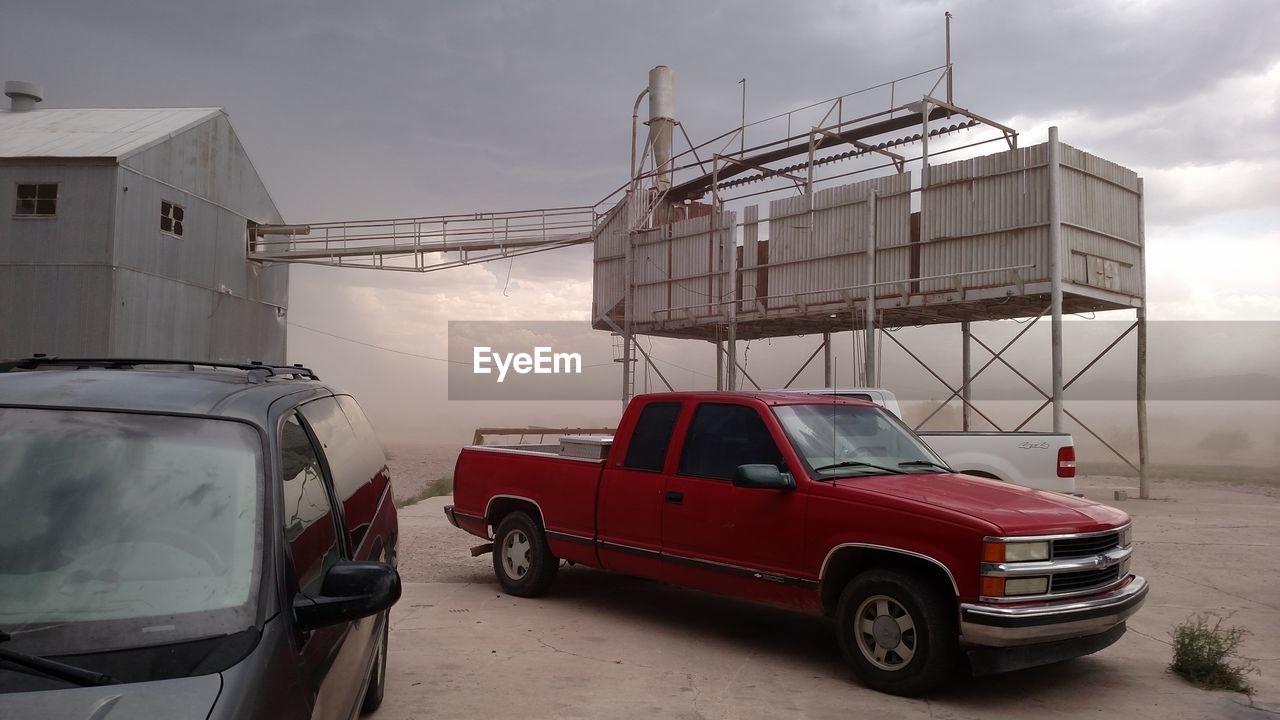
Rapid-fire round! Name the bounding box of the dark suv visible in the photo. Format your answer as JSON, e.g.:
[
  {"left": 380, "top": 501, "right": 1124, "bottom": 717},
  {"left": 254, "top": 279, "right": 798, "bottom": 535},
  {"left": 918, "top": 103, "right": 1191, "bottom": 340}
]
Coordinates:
[{"left": 0, "top": 358, "right": 401, "bottom": 719}]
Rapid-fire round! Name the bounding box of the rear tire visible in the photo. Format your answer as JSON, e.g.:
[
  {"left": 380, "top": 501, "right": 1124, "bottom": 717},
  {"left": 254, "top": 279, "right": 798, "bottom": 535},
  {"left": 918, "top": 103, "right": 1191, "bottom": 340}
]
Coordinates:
[
  {"left": 836, "top": 569, "right": 958, "bottom": 696},
  {"left": 492, "top": 512, "right": 559, "bottom": 597},
  {"left": 360, "top": 613, "right": 388, "bottom": 714}
]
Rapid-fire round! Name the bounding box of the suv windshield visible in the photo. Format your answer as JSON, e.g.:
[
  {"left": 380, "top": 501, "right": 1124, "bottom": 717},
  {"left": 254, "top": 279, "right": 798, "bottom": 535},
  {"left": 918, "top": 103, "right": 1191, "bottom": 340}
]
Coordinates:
[
  {"left": 773, "top": 403, "right": 949, "bottom": 477},
  {"left": 0, "top": 408, "right": 263, "bottom": 656}
]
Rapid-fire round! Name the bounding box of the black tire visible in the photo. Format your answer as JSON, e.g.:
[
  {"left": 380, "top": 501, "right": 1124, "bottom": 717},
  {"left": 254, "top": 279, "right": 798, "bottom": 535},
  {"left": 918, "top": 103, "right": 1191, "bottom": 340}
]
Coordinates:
[
  {"left": 835, "top": 569, "right": 958, "bottom": 696},
  {"left": 360, "top": 612, "right": 389, "bottom": 714},
  {"left": 492, "top": 512, "right": 559, "bottom": 597}
]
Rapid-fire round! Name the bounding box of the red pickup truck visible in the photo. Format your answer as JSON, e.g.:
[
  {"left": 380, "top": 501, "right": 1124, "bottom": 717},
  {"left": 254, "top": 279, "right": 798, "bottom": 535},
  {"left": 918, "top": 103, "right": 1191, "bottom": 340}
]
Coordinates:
[{"left": 445, "top": 392, "right": 1147, "bottom": 695}]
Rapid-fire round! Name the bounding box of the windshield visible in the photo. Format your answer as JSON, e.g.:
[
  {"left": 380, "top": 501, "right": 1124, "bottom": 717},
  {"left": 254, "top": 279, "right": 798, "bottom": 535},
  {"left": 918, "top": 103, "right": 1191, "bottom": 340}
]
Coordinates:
[
  {"left": 0, "top": 408, "right": 263, "bottom": 656},
  {"left": 773, "top": 403, "right": 949, "bottom": 477}
]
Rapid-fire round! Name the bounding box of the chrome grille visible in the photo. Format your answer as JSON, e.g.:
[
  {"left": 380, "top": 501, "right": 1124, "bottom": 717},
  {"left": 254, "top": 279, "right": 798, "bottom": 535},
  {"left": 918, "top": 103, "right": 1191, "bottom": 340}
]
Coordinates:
[
  {"left": 1051, "top": 566, "right": 1121, "bottom": 593},
  {"left": 1053, "top": 532, "right": 1120, "bottom": 559}
]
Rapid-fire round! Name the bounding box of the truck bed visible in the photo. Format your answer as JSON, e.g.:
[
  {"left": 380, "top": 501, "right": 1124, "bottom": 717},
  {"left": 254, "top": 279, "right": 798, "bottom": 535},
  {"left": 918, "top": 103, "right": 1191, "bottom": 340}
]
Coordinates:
[{"left": 450, "top": 444, "right": 606, "bottom": 566}]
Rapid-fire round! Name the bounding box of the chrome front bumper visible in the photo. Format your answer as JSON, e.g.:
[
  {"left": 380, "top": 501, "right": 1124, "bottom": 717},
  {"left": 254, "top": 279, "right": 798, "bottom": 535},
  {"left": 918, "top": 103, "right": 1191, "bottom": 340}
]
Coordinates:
[{"left": 960, "top": 575, "right": 1149, "bottom": 647}]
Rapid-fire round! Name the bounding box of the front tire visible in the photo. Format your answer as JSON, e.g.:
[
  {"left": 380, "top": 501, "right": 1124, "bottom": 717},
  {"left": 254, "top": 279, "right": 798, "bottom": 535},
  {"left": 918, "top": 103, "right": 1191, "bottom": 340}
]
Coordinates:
[
  {"left": 836, "top": 569, "right": 958, "bottom": 696},
  {"left": 492, "top": 512, "right": 559, "bottom": 597}
]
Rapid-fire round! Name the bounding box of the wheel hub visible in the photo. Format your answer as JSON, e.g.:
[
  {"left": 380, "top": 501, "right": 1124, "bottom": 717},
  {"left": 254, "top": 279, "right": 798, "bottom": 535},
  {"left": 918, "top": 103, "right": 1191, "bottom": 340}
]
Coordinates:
[
  {"left": 854, "top": 594, "right": 918, "bottom": 671},
  {"left": 872, "top": 615, "right": 902, "bottom": 649},
  {"left": 501, "top": 529, "right": 531, "bottom": 579}
]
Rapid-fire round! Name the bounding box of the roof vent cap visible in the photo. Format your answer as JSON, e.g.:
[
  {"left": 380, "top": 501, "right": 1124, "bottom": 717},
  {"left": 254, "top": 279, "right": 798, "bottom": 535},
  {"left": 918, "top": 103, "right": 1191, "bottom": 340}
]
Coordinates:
[{"left": 5, "top": 81, "right": 43, "bottom": 112}]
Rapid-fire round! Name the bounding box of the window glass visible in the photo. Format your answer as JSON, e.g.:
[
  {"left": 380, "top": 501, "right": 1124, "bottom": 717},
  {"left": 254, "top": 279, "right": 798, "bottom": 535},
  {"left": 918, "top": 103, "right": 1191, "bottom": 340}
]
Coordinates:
[
  {"left": 335, "top": 395, "right": 389, "bottom": 549},
  {"left": 15, "top": 183, "right": 57, "bottom": 216},
  {"left": 161, "top": 200, "right": 184, "bottom": 237},
  {"left": 622, "top": 402, "right": 681, "bottom": 472},
  {"left": 300, "top": 397, "right": 386, "bottom": 551},
  {"left": 774, "top": 403, "right": 948, "bottom": 477},
  {"left": 280, "top": 413, "right": 339, "bottom": 594},
  {"left": 678, "top": 403, "right": 784, "bottom": 480},
  {"left": 0, "top": 409, "right": 262, "bottom": 655}
]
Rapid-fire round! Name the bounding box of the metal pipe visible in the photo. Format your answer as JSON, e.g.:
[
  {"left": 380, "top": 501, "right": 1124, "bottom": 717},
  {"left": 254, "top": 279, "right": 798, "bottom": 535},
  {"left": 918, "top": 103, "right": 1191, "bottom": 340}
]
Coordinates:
[
  {"left": 648, "top": 66, "right": 676, "bottom": 192},
  {"left": 822, "top": 332, "right": 832, "bottom": 386},
  {"left": 630, "top": 87, "right": 650, "bottom": 185},
  {"left": 961, "top": 320, "right": 972, "bottom": 430},
  {"left": 945, "top": 12, "right": 954, "bottom": 105},
  {"left": 715, "top": 339, "right": 724, "bottom": 390},
  {"left": 1047, "top": 126, "right": 1065, "bottom": 432},
  {"left": 865, "top": 191, "right": 878, "bottom": 386},
  {"left": 1136, "top": 177, "right": 1150, "bottom": 499},
  {"left": 739, "top": 77, "right": 747, "bottom": 158}
]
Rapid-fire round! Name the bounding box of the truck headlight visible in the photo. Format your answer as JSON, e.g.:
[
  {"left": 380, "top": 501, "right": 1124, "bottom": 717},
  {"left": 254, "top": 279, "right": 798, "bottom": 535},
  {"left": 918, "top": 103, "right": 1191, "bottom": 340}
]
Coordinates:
[{"left": 982, "top": 540, "right": 1050, "bottom": 563}]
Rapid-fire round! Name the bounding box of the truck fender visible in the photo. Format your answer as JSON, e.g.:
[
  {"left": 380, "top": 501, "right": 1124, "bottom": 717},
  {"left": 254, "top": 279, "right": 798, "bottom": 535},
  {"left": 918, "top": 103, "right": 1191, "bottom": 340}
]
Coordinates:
[
  {"left": 484, "top": 494, "right": 546, "bottom": 537},
  {"left": 818, "top": 543, "right": 959, "bottom": 616}
]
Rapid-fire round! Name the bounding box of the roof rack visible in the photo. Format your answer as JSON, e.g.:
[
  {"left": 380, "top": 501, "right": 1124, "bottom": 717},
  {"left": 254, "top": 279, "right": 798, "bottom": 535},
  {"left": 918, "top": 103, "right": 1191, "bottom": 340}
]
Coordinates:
[{"left": 0, "top": 355, "right": 320, "bottom": 382}]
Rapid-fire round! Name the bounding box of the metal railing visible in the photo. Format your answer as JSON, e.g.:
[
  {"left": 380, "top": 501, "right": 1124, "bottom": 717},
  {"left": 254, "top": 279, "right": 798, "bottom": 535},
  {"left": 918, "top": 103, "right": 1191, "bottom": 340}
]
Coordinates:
[{"left": 251, "top": 205, "right": 600, "bottom": 270}]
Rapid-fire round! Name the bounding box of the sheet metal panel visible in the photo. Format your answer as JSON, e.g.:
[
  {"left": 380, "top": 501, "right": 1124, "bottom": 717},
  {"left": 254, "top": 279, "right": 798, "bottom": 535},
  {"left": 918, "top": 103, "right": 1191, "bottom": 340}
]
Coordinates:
[
  {"left": 666, "top": 214, "right": 718, "bottom": 324},
  {"left": 108, "top": 268, "right": 285, "bottom": 363},
  {"left": 921, "top": 143, "right": 1052, "bottom": 293},
  {"left": 740, "top": 204, "right": 760, "bottom": 312},
  {"left": 1057, "top": 143, "right": 1143, "bottom": 298},
  {"left": 591, "top": 193, "right": 635, "bottom": 324},
  {"left": 121, "top": 113, "right": 284, "bottom": 225},
  {"left": 0, "top": 265, "right": 112, "bottom": 358},
  {"left": 767, "top": 174, "right": 908, "bottom": 310},
  {"left": 0, "top": 108, "right": 220, "bottom": 159},
  {"left": 632, "top": 228, "right": 667, "bottom": 326},
  {"left": 0, "top": 163, "right": 115, "bottom": 266},
  {"left": 870, "top": 173, "right": 913, "bottom": 298}
]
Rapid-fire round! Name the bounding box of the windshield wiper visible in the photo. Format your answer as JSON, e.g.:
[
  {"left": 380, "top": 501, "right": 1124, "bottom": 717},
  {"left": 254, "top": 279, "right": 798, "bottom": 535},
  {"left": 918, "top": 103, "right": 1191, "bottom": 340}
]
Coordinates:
[
  {"left": 0, "top": 631, "right": 118, "bottom": 687},
  {"left": 812, "top": 460, "right": 906, "bottom": 475},
  {"left": 899, "top": 460, "right": 952, "bottom": 472}
]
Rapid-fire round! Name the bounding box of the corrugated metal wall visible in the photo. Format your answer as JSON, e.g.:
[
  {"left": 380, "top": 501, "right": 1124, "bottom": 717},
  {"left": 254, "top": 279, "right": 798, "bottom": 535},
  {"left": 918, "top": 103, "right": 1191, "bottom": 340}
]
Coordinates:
[
  {"left": 1058, "top": 143, "right": 1143, "bottom": 296},
  {"left": 591, "top": 193, "right": 636, "bottom": 326},
  {"left": 765, "top": 173, "right": 911, "bottom": 309},
  {"left": 0, "top": 163, "right": 117, "bottom": 358},
  {"left": 921, "top": 143, "right": 1052, "bottom": 293},
  {"left": 625, "top": 210, "right": 737, "bottom": 326},
  {"left": 0, "top": 265, "right": 113, "bottom": 357}
]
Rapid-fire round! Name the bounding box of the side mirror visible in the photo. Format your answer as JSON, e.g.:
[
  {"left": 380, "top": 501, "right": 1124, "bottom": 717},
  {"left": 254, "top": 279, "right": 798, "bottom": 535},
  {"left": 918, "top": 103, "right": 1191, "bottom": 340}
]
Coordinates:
[
  {"left": 732, "top": 464, "right": 795, "bottom": 490},
  {"left": 293, "top": 560, "right": 402, "bottom": 632}
]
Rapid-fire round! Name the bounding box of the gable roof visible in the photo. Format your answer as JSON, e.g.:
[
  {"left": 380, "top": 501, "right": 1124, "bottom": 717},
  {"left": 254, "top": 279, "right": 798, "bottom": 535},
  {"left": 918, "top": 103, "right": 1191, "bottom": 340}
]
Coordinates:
[{"left": 0, "top": 107, "right": 222, "bottom": 160}]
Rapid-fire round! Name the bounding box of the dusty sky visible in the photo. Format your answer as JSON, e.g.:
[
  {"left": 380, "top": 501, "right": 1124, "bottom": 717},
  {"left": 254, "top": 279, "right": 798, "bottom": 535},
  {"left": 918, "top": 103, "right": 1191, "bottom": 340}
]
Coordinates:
[{"left": 3, "top": 0, "right": 1278, "bottom": 445}]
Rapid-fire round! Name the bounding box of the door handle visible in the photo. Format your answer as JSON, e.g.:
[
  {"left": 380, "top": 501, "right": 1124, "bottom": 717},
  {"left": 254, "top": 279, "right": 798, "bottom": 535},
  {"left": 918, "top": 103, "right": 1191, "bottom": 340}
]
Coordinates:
[{"left": 664, "top": 490, "right": 684, "bottom": 505}]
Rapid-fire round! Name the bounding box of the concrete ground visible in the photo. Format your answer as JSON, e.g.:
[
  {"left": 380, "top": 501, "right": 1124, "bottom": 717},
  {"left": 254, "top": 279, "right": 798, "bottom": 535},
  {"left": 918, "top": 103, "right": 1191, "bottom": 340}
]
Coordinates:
[{"left": 375, "top": 476, "right": 1279, "bottom": 719}]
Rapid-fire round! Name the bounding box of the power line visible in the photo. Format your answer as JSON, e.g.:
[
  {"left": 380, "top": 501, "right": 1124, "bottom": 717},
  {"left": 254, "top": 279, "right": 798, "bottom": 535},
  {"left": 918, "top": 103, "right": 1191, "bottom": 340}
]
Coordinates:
[{"left": 289, "top": 322, "right": 465, "bottom": 364}]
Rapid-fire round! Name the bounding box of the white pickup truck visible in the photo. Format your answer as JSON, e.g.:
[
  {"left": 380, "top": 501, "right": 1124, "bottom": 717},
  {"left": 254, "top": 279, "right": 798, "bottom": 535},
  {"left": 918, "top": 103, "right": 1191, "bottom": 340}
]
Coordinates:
[{"left": 791, "top": 388, "right": 1077, "bottom": 494}]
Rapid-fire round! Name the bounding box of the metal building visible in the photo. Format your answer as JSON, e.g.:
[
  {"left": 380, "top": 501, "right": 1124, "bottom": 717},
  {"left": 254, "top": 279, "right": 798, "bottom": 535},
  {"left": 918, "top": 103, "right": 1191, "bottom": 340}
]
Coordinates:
[{"left": 0, "top": 81, "right": 288, "bottom": 363}]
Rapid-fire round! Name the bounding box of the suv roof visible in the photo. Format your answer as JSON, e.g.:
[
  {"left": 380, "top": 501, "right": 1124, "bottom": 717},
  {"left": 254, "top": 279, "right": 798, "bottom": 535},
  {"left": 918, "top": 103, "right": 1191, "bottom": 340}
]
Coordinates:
[{"left": 0, "top": 357, "right": 332, "bottom": 423}]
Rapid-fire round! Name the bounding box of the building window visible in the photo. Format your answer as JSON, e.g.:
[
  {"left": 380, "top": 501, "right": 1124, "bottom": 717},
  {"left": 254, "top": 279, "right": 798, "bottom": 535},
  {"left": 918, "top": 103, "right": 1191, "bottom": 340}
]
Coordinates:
[
  {"left": 161, "top": 200, "right": 185, "bottom": 237},
  {"left": 15, "top": 183, "right": 57, "bottom": 216}
]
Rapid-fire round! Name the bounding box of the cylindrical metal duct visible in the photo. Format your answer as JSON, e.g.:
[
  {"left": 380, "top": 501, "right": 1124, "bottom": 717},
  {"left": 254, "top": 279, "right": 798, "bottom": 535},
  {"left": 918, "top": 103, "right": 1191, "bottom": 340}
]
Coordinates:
[
  {"left": 4, "top": 81, "right": 43, "bottom": 113},
  {"left": 647, "top": 66, "right": 676, "bottom": 192}
]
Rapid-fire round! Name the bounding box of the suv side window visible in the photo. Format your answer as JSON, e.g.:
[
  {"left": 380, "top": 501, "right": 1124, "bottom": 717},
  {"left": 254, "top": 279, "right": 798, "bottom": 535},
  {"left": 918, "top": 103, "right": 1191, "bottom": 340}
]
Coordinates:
[
  {"left": 678, "top": 403, "right": 784, "bottom": 480},
  {"left": 300, "top": 396, "right": 387, "bottom": 552},
  {"left": 280, "top": 412, "right": 341, "bottom": 594},
  {"left": 622, "top": 402, "right": 681, "bottom": 472}
]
